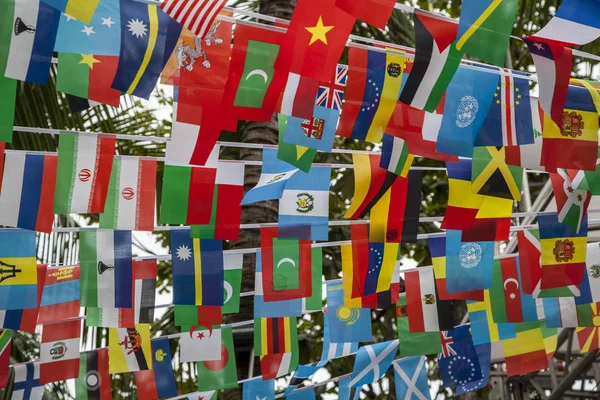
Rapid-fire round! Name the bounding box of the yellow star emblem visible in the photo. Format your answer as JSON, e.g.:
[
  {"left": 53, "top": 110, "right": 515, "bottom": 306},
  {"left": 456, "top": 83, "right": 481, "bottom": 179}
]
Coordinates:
[
  {"left": 305, "top": 16, "right": 334, "bottom": 46},
  {"left": 79, "top": 54, "right": 101, "bottom": 69}
]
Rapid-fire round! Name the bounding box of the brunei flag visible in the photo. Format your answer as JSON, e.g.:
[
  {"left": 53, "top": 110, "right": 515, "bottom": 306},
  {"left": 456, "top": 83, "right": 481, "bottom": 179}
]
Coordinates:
[
  {"left": 170, "top": 229, "right": 224, "bottom": 306},
  {"left": 345, "top": 154, "right": 398, "bottom": 219},
  {"left": 538, "top": 212, "right": 587, "bottom": 291},
  {"left": 108, "top": 325, "right": 152, "bottom": 374},
  {"left": 541, "top": 83, "right": 600, "bottom": 171},
  {"left": 110, "top": 1, "right": 181, "bottom": 99},
  {"left": 341, "top": 224, "right": 400, "bottom": 309},
  {"left": 337, "top": 47, "right": 407, "bottom": 143},
  {"left": 254, "top": 317, "right": 298, "bottom": 357},
  {"left": 0, "top": 230, "right": 39, "bottom": 310}
]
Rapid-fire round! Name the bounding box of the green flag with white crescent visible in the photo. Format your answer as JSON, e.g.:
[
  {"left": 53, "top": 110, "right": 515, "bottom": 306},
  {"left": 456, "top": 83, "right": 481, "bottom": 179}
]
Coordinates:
[{"left": 234, "top": 40, "right": 278, "bottom": 108}]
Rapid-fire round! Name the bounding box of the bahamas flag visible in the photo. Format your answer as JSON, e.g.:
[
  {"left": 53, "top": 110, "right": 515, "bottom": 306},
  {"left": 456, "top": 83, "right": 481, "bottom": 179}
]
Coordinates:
[
  {"left": 337, "top": 47, "right": 407, "bottom": 143},
  {"left": 170, "top": 229, "right": 224, "bottom": 306},
  {"left": 0, "top": 230, "right": 38, "bottom": 310},
  {"left": 111, "top": 0, "right": 181, "bottom": 99}
]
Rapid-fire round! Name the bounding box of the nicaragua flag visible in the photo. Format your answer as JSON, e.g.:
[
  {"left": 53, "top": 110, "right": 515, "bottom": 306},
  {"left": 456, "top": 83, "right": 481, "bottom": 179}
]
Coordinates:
[
  {"left": 242, "top": 148, "right": 299, "bottom": 205},
  {"left": 170, "top": 229, "right": 224, "bottom": 306},
  {"left": 111, "top": 0, "right": 181, "bottom": 99},
  {"left": 436, "top": 66, "right": 498, "bottom": 157},
  {"left": 0, "top": 152, "right": 57, "bottom": 233},
  {"left": 3, "top": 0, "right": 60, "bottom": 84}
]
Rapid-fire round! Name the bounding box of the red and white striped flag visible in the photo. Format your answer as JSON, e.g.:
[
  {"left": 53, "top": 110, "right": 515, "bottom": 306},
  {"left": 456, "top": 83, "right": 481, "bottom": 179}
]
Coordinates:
[{"left": 160, "top": 0, "right": 227, "bottom": 39}]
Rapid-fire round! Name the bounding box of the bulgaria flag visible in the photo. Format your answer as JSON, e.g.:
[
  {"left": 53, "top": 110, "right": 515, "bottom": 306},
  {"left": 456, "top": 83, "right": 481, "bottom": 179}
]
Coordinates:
[
  {"left": 79, "top": 229, "right": 133, "bottom": 309},
  {"left": 99, "top": 157, "right": 157, "bottom": 231},
  {"left": 54, "top": 132, "right": 115, "bottom": 214},
  {"left": 40, "top": 319, "right": 81, "bottom": 384}
]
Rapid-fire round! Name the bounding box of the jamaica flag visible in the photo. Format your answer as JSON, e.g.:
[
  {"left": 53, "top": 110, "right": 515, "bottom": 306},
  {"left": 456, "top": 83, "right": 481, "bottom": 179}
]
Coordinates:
[{"left": 471, "top": 146, "right": 523, "bottom": 200}]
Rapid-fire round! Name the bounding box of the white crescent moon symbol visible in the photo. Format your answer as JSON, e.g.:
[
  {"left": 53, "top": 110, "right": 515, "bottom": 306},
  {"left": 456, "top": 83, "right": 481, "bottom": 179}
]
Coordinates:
[
  {"left": 223, "top": 281, "right": 233, "bottom": 304},
  {"left": 245, "top": 69, "right": 268, "bottom": 83},
  {"left": 503, "top": 278, "right": 519, "bottom": 291},
  {"left": 276, "top": 258, "right": 296, "bottom": 269}
]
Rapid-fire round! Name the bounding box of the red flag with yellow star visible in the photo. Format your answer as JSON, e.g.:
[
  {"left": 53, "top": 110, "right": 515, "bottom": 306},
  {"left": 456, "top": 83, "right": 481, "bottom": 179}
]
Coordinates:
[
  {"left": 56, "top": 53, "right": 120, "bottom": 107},
  {"left": 275, "top": 0, "right": 355, "bottom": 82},
  {"left": 335, "top": 0, "right": 396, "bottom": 29}
]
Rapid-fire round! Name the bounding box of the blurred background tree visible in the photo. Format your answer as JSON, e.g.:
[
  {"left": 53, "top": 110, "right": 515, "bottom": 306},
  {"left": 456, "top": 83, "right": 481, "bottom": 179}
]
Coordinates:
[{"left": 2, "top": 0, "right": 596, "bottom": 398}]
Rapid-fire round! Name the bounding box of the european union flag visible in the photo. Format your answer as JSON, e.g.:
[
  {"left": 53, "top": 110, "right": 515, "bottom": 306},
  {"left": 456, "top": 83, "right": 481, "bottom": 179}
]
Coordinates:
[
  {"left": 170, "top": 229, "right": 224, "bottom": 306},
  {"left": 0, "top": 230, "right": 38, "bottom": 309},
  {"left": 445, "top": 230, "right": 494, "bottom": 293},
  {"left": 283, "top": 105, "right": 340, "bottom": 152},
  {"left": 455, "top": 343, "right": 491, "bottom": 395},
  {"left": 326, "top": 282, "right": 372, "bottom": 343},
  {"left": 437, "top": 66, "right": 498, "bottom": 157},
  {"left": 438, "top": 325, "right": 483, "bottom": 388},
  {"left": 111, "top": 0, "right": 181, "bottom": 99}
]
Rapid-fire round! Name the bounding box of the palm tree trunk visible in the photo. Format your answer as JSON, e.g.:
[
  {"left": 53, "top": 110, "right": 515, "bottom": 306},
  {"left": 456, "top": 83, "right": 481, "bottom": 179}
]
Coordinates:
[{"left": 223, "top": 2, "right": 296, "bottom": 398}]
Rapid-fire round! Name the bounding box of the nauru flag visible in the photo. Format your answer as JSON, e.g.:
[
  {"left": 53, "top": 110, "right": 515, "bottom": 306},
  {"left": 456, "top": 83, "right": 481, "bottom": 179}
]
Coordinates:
[{"left": 0, "top": 153, "right": 57, "bottom": 233}]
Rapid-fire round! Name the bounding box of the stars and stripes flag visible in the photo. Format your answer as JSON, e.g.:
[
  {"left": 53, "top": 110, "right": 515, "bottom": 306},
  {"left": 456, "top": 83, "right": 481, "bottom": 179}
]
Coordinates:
[
  {"left": 316, "top": 64, "right": 348, "bottom": 111},
  {"left": 160, "top": 0, "right": 227, "bottom": 39}
]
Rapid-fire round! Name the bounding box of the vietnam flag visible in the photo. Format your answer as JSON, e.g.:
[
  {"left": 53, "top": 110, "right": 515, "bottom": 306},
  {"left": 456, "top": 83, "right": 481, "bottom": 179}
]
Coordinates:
[
  {"left": 56, "top": 53, "right": 120, "bottom": 107},
  {"left": 335, "top": 0, "right": 395, "bottom": 29},
  {"left": 275, "top": 0, "right": 355, "bottom": 82}
]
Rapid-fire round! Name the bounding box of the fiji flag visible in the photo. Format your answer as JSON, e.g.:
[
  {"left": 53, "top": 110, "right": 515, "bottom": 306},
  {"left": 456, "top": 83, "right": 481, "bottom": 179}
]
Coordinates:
[
  {"left": 445, "top": 230, "right": 494, "bottom": 293},
  {"left": 170, "top": 229, "right": 224, "bottom": 306},
  {"left": 283, "top": 106, "right": 340, "bottom": 152},
  {"left": 0, "top": 230, "right": 38, "bottom": 310},
  {"left": 111, "top": 0, "right": 181, "bottom": 99},
  {"left": 2, "top": 0, "right": 60, "bottom": 84},
  {"left": 476, "top": 69, "right": 534, "bottom": 146},
  {"left": 438, "top": 325, "right": 483, "bottom": 388},
  {"left": 437, "top": 66, "right": 499, "bottom": 157},
  {"left": 348, "top": 340, "right": 399, "bottom": 387}
]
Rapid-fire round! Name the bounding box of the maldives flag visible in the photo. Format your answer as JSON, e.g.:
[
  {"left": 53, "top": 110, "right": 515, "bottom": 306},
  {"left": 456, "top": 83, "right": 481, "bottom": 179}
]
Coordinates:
[
  {"left": 56, "top": 53, "right": 120, "bottom": 107},
  {"left": 221, "top": 24, "right": 288, "bottom": 122},
  {"left": 159, "top": 164, "right": 216, "bottom": 225},
  {"left": 335, "top": 0, "right": 395, "bottom": 29},
  {"left": 40, "top": 319, "right": 81, "bottom": 384},
  {"left": 275, "top": 0, "right": 355, "bottom": 82}
]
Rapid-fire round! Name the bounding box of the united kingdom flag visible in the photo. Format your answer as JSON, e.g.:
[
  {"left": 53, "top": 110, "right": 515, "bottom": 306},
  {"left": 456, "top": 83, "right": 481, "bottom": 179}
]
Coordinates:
[{"left": 315, "top": 64, "right": 348, "bottom": 111}]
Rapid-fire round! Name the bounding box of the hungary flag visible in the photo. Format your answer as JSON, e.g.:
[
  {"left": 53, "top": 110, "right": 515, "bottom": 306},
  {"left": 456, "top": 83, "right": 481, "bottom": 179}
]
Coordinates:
[
  {"left": 99, "top": 157, "right": 157, "bottom": 231},
  {"left": 75, "top": 349, "right": 111, "bottom": 400},
  {"left": 197, "top": 327, "right": 238, "bottom": 391},
  {"left": 54, "top": 132, "right": 116, "bottom": 214},
  {"left": 56, "top": 53, "right": 121, "bottom": 108}
]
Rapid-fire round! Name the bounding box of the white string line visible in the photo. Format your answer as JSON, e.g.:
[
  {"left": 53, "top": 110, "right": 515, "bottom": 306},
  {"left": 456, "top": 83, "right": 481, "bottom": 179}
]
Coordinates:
[{"left": 47, "top": 208, "right": 589, "bottom": 234}]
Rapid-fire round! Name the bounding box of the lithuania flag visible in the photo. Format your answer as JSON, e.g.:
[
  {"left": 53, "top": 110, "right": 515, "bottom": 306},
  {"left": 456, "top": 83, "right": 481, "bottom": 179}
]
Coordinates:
[
  {"left": 56, "top": 53, "right": 121, "bottom": 107},
  {"left": 197, "top": 327, "right": 238, "bottom": 391}
]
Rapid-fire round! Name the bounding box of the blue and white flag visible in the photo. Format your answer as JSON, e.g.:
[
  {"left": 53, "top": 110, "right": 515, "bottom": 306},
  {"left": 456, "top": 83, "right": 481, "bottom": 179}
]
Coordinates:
[
  {"left": 4, "top": 0, "right": 60, "bottom": 84},
  {"left": 321, "top": 308, "right": 359, "bottom": 361},
  {"left": 285, "top": 363, "right": 324, "bottom": 395},
  {"left": 455, "top": 343, "right": 491, "bottom": 395},
  {"left": 445, "top": 230, "right": 494, "bottom": 293},
  {"left": 393, "top": 356, "right": 431, "bottom": 400},
  {"left": 53, "top": 0, "right": 121, "bottom": 55},
  {"left": 436, "top": 66, "right": 498, "bottom": 157},
  {"left": 285, "top": 388, "right": 316, "bottom": 400},
  {"left": 283, "top": 106, "right": 340, "bottom": 152},
  {"left": 337, "top": 376, "right": 360, "bottom": 400},
  {"left": 13, "top": 362, "right": 44, "bottom": 400},
  {"left": 279, "top": 166, "right": 331, "bottom": 241},
  {"left": 326, "top": 282, "right": 372, "bottom": 343},
  {"left": 438, "top": 325, "right": 483, "bottom": 388},
  {"left": 254, "top": 251, "right": 303, "bottom": 318},
  {"left": 242, "top": 148, "right": 299, "bottom": 205},
  {"left": 242, "top": 376, "right": 274, "bottom": 400},
  {"left": 349, "top": 340, "right": 399, "bottom": 387}
]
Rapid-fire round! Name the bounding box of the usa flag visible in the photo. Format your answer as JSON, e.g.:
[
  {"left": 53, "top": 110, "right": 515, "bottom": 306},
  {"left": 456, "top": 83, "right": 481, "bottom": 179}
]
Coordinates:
[{"left": 316, "top": 64, "right": 348, "bottom": 110}]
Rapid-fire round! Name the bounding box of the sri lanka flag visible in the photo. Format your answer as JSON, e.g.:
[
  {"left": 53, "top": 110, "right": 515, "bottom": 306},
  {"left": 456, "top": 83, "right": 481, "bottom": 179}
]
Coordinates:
[
  {"left": 337, "top": 47, "right": 407, "bottom": 143},
  {"left": 0, "top": 230, "right": 38, "bottom": 310},
  {"left": 2, "top": 0, "right": 60, "bottom": 84},
  {"left": 111, "top": 0, "right": 181, "bottom": 99},
  {"left": 170, "top": 229, "right": 224, "bottom": 306},
  {"left": 0, "top": 153, "right": 57, "bottom": 233}
]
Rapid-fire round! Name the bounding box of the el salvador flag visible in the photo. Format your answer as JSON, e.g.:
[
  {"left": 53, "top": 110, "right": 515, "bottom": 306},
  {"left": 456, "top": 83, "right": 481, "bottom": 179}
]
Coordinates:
[{"left": 437, "top": 66, "right": 499, "bottom": 157}]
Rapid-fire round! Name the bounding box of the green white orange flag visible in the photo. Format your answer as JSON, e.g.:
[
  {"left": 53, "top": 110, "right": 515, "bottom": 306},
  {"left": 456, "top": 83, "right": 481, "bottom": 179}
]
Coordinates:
[{"left": 54, "top": 132, "right": 116, "bottom": 214}]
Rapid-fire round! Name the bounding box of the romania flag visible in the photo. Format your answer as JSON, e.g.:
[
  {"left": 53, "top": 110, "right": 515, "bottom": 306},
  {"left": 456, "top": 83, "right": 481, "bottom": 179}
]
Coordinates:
[
  {"left": 0, "top": 230, "right": 38, "bottom": 310},
  {"left": 170, "top": 229, "right": 224, "bottom": 306},
  {"left": 541, "top": 83, "right": 600, "bottom": 171},
  {"left": 254, "top": 317, "right": 298, "bottom": 357}
]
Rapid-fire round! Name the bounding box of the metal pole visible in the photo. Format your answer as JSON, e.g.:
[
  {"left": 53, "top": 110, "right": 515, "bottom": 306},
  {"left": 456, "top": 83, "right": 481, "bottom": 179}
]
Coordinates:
[{"left": 548, "top": 351, "right": 600, "bottom": 399}]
